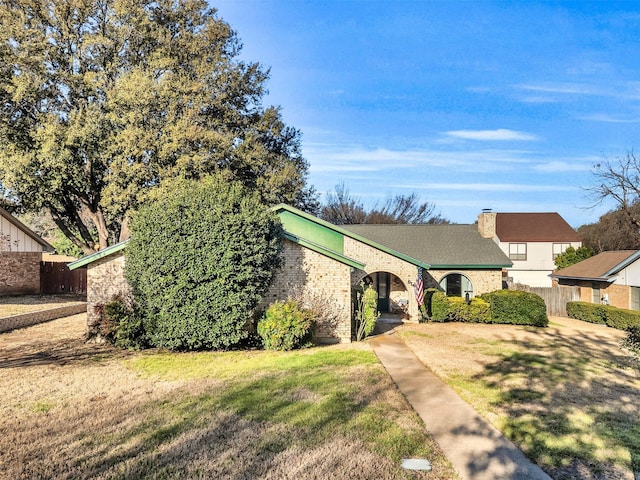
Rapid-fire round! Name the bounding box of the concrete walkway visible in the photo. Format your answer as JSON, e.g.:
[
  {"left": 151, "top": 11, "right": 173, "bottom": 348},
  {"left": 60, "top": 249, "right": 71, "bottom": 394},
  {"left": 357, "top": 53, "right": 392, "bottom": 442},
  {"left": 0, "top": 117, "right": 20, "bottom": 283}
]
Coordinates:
[{"left": 370, "top": 331, "right": 552, "bottom": 480}]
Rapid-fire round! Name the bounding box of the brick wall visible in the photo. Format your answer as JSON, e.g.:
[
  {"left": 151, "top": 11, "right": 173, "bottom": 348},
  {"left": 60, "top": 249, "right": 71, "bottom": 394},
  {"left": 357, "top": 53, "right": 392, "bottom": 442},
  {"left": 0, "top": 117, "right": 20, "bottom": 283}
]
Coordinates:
[
  {"left": 262, "top": 240, "right": 352, "bottom": 343},
  {"left": 0, "top": 303, "right": 87, "bottom": 333},
  {"left": 0, "top": 252, "right": 42, "bottom": 295},
  {"left": 344, "top": 237, "right": 421, "bottom": 320},
  {"left": 86, "top": 252, "right": 130, "bottom": 338},
  {"left": 573, "top": 280, "right": 631, "bottom": 309},
  {"left": 426, "top": 269, "right": 503, "bottom": 297}
]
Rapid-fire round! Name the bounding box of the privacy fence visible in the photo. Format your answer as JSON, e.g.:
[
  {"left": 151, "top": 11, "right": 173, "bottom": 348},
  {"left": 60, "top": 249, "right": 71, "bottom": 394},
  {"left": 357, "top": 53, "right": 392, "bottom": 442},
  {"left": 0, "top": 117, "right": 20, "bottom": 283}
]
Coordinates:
[
  {"left": 40, "top": 261, "right": 87, "bottom": 294},
  {"left": 511, "top": 284, "right": 580, "bottom": 317}
]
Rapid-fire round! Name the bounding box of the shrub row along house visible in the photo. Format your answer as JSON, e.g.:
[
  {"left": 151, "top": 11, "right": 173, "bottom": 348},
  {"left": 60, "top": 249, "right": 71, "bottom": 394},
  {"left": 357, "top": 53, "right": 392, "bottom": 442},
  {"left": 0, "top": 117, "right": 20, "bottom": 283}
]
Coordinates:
[{"left": 70, "top": 205, "right": 512, "bottom": 343}]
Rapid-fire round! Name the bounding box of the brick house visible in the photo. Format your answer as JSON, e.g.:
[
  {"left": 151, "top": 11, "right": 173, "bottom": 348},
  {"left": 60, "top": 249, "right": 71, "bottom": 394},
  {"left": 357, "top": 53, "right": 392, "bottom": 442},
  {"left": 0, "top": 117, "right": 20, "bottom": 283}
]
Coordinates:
[
  {"left": 0, "top": 207, "right": 54, "bottom": 295},
  {"left": 552, "top": 250, "right": 640, "bottom": 310},
  {"left": 478, "top": 210, "right": 581, "bottom": 288},
  {"left": 69, "top": 205, "right": 511, "bottom": 343}
]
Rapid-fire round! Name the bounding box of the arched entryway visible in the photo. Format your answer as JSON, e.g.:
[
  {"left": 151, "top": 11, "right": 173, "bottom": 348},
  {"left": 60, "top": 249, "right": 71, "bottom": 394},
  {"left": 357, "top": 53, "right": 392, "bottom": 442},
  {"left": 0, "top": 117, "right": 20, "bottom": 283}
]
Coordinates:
[
  {"left": 439, "top": 272, "right": 474, "bottom": 298},
  {"left": 362, "top": 271, "right": 410, "bottom": 315}
]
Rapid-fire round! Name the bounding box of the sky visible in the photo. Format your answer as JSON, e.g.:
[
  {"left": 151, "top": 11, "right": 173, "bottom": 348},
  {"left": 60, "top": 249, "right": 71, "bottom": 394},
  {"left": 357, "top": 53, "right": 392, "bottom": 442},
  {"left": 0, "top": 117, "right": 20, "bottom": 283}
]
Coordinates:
[{"left": 212, "top": 1, "right": 640, "bottom": 227}]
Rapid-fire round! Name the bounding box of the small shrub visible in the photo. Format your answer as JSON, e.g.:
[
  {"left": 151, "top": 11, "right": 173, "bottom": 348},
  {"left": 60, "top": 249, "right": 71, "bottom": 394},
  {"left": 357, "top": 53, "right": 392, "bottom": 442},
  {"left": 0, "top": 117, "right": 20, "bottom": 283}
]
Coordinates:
[
  {"left": 258, "top": 300, "right": 316, "bottom": 351},
  {"left": 430, "top": 292, "right": 491, "bottom": 323},
  {"left": 622, "top": 326, "right": 640, "bottom": 356},
  {"left": 354, "top": 284, "right": 379, "bottom": 341},
  {"left": 479, "top": 290, "right": 548, "bottom": 327},
  {"left": 423, "top": 288, "right": 439, "bottom": 319},
  {"left": 94, "top": 293, "right": 147, "bottom": 349}
]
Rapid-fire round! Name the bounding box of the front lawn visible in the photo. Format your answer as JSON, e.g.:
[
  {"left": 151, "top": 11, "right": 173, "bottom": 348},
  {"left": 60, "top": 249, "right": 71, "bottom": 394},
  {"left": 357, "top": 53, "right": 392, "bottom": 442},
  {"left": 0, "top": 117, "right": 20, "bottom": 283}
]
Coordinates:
[
  {"left": 0, "top": 314, "right": 457, "bottom": 480},
  {"left": 400, "top": 317, "right": 640, "bottom": 480}
]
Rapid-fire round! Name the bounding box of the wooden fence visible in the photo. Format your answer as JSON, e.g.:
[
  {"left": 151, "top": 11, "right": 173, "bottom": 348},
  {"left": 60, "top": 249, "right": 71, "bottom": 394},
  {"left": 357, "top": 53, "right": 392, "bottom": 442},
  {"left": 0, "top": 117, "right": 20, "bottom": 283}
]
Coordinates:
[
  {"left": 40, "top": 261, "right": 87, "bottom": 294},
  {"left": 511, "top": 284, "right": 580, "bottom": 317}
]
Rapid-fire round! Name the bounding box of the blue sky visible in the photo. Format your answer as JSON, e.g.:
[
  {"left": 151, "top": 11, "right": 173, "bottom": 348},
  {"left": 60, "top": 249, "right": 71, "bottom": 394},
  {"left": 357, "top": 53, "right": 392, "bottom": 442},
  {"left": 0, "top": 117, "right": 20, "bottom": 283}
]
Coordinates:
[{"left": 213, "top": 1, "right": 640, "bottom": 227}]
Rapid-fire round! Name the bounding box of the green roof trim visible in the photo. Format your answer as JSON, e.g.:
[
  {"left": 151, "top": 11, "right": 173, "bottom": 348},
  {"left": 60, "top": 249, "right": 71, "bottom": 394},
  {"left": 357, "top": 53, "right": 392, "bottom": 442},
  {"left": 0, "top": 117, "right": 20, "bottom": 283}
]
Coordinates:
[
  {"left": 68, "top": 240, "right": 128, "bottom": 270},
  {"left": 282, "top": 232, "right": 366, "bottom": 270},
  {"left": 273, "top": 204, "right": 430, "bottom": 269},
  {"left": 429, "top": 264, "right": 511, "bottom": 270}
]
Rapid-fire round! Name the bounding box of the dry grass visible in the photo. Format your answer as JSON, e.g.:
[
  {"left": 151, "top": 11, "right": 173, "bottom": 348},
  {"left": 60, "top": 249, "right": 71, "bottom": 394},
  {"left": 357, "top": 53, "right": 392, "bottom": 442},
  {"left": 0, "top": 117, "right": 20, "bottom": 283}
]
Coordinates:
[
  {"left": 0, "top": 294, "right": 86, "bottom": 317},
  {"left": 0, "top": 315, "right": 457, "bottom": 480},
  {"left": 399, "top": 317, "right": 640, "bottom": 480}
]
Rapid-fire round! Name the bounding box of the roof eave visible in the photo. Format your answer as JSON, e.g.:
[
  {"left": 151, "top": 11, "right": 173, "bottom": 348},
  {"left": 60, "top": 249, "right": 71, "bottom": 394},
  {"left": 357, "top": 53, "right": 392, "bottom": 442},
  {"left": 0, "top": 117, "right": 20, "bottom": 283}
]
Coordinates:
[
  {"left": 68, "top": 240, "right": 129, "bottom": 270},
  {"left": 273, "top": 204, "right": 430, "bottom": 269},
  {"left": 430, "top": 264, "right": 512, "bottom": 270},
  {"left": 282, "top": 232, "right": 366, "bottom": 270}
]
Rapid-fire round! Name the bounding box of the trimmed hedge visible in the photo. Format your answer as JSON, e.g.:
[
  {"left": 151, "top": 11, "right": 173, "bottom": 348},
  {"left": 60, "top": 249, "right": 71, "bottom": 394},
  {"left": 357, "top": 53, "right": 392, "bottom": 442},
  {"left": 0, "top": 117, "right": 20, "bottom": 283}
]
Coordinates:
[
  {"left": 567, "top": 301, "right": 640, "bottom": 330},
  {"left": 428, "top": 289, "right": 548, "bottom": 327},
  {"left": 479, "top": 290, "right": 548, "bottom": 327},
  {"left": 258, "top": 300, "right": 316, "bottom": 351}
]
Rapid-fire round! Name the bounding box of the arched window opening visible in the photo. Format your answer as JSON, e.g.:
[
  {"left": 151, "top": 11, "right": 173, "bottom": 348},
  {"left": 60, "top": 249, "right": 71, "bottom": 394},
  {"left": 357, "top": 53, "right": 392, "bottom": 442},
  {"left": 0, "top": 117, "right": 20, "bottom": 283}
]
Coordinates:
[{"left": 439, "top": 273, "right": 473, "bottom": 298}]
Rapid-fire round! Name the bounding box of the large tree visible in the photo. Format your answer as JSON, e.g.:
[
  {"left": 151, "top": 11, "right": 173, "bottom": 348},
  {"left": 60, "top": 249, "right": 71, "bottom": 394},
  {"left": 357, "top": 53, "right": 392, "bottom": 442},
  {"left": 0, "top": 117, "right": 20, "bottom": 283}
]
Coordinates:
[
  {"left": 588, "top": 151, "right": 640, "bottom": 231},
  {"left": 320, "top": 182, "right": 448, "bottom": 225},
  {"left": 578, "top": 204, "right": 640, "bottom": 253},
  {"left": 0, "top": 0, "right": 315, "bottom": 253}
]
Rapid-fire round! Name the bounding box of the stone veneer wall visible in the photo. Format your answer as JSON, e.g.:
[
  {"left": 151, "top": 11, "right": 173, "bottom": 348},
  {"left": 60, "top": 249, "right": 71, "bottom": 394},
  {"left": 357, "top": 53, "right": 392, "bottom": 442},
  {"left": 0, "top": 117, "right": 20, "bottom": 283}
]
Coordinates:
[
  {"left": 343, "top": 237, "right": 420, "bottom": 321},
  {"left": 86, "top": 252, "right": 130, "bottom": 338},
  {"left": 425, "top": 269, "right": 503, "bottom": 297},
  {"left": 0, "top": 252, "right": 42, "bottom": 295},
  {"left": 261, "top": 240, "right": 352, "bottom": 343}
]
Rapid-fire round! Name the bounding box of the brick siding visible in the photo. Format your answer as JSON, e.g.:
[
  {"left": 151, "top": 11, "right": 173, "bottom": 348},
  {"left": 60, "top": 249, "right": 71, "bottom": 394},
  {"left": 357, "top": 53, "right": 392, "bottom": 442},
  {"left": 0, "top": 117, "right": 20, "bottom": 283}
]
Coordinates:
[
  {"left": 262, "top": 240, "right": 352, "bottom": 343},
  {"left": 426, "top": 269, "right": 503, "bottom": 297},
  {"left": 86, "top": 254, "right": 130, "bottom": 338},
  {"left": 0, "top": 252, "right": 42, "bottom": 295}
]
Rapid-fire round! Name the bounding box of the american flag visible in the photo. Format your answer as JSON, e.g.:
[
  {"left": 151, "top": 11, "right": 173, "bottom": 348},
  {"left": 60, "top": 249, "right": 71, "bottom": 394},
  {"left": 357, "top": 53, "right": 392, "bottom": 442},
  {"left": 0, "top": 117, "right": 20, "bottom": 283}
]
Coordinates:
[{"left": 414, "top": 266, "right": 424, "bottom": 306}]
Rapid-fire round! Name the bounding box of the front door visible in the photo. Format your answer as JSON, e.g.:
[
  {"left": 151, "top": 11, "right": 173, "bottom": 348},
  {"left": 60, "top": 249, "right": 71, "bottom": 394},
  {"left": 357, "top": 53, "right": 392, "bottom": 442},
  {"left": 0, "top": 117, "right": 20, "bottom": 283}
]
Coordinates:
[{"left": 377, "top": 272, "right": 390, "bottom": 312}]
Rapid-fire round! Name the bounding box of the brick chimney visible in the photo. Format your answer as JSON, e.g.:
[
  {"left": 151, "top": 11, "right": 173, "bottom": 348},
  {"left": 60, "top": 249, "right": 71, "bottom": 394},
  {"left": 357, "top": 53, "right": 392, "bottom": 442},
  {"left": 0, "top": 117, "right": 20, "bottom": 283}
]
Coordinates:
[{"left": 478, "top": 209, "right": 497, "bottom": 239}]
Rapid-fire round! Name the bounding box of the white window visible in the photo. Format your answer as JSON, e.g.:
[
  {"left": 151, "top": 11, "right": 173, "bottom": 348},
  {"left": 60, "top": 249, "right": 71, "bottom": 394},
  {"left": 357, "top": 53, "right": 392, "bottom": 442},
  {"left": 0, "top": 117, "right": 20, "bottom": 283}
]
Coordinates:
[
  {"left": 553, "top": 243, "right": 571, "bottom": 260},
  {"left": 509, "top": 243, "right": 527, "bottom": 261}
]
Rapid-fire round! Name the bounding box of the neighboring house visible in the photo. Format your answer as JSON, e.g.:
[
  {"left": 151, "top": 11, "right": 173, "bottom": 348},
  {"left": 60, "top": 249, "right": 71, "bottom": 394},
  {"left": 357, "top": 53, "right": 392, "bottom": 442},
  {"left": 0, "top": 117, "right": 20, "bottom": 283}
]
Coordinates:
[
  {"left": 478, "top": 210, "right": 581, "bottom": 288},
  {"left": 552, "top": 250, "right": 640, "bottom": 310},
  {"left": 0, "top": 207, "right": 55, "bottom": 295},
  {"left": 70, "top": 205, "right": 511, "bottom": 343}
]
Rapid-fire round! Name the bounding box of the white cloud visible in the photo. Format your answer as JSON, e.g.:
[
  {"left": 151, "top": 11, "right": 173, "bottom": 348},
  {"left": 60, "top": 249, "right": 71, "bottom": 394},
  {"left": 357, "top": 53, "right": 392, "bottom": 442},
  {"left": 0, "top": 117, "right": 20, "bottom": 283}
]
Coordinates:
[
  {"left": 577, "top": 113, "right": 640, "bottom": 124},
  {"left": 389, "top": 182, "right": 578, "bottom": 193},
  {"left": 444, "top": 129, "right": 538, "bottom": 141},
  {"left": 533, "top": 161, "right": 593, "bottom": 173}
]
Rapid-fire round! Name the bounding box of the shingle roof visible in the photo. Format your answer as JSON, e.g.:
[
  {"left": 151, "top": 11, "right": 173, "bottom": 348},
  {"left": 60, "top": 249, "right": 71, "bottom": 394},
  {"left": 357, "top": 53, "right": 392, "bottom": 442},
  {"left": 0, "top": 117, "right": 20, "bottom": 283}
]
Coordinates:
[
  {"left": 552, "top": 250, "right": 640, "bottom": 281},
  {"left": 496, "top": 213, "right": 581, "bottom": 242},
  {"left": 342, "top": 224, "right": 512, "bottom": 268}
]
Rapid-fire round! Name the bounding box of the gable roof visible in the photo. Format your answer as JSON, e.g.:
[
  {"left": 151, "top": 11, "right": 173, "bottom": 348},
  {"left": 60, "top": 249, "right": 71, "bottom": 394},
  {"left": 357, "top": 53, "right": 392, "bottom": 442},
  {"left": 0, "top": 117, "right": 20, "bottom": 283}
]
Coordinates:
[
  {"left": 342, "top": 224, "right": 512, "bottom": 269},
  {"left": 0, "top": 207, "right": 54, "bottom": 252},
  {"left": 495, "top": 213, "right": 581, "bottom": 242},
  {"left": 552, "top": 250, "right": 640, "bottom": 282},
  {"left": 68, "top": 240, "right": 128, "bottom": 270},
  {"left": 274, "top": 204, "right": 429, "bottom": 269}
]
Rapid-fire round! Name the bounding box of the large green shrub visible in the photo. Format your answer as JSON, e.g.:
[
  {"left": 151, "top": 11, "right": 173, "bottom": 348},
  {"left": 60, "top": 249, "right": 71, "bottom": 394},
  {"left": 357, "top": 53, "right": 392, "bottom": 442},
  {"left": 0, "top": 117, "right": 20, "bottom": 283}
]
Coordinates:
[
  {"left": 479, "top": 290, "right": 548, "bottom": 327},
  {"left": 567, "top": 301, "right": 640, "bottom": 330},
  {"left": 125, "top": 174, "right": 282, "bottom": 351},
  {"left": 257, "top": 300, "right": 316, "bottom": 351}
]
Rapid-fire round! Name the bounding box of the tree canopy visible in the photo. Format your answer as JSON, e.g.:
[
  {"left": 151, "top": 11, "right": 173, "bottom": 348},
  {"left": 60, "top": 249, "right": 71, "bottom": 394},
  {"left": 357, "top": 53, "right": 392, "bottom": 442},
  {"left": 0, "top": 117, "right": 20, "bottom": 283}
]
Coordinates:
[
  {"left": 578, "top": 204, "right": 640, "bottom": 253},
  {"left": 0, "top": 0, "right": 315, "bottom": 253},
  {"left": 554, "top": 246, "right": 594, "bottom": 270},
  {"left": 320, "top": 183, "right": 448, "bottom": 225}
]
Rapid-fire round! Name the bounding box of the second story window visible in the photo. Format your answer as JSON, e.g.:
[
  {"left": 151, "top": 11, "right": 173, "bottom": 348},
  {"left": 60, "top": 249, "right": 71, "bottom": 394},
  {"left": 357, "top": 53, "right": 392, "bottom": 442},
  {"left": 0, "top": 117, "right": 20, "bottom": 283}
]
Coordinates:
[
  {"left": 553, "top": 243, "right": 571, "bottom": 260},
  {"left": 509, "top": 243, "right": 527, "bottom": 261}
]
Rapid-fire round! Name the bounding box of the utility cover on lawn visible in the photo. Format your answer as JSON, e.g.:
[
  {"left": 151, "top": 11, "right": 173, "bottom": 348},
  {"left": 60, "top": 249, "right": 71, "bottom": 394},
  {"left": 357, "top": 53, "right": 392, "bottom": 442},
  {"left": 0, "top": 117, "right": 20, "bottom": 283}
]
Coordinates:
[{"left": 401, "top": 458, "right": 432, "bottom": 471}]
